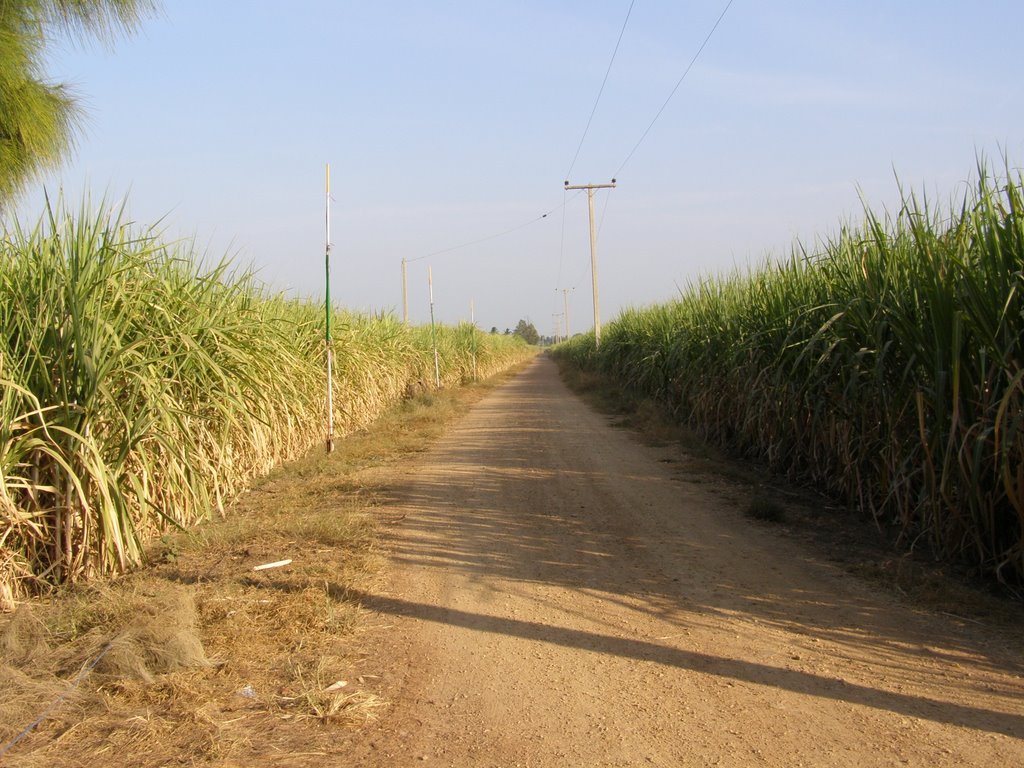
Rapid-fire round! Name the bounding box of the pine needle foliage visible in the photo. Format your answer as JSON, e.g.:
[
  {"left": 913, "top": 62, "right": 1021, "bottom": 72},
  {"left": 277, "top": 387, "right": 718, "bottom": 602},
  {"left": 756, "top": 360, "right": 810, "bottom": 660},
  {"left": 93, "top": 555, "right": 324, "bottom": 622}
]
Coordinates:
[
  {"left": 555, "top": 162, "right": 1024, "bottom": 584},
  {"left": 0, "top": 0, "right": 158, "bottom": 206}
]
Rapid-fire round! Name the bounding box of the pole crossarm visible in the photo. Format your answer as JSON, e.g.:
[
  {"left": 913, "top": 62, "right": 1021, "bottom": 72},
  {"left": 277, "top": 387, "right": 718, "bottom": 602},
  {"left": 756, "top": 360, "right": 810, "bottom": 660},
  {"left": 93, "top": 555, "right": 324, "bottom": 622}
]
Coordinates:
[{"left": 563, "top": 182, "right": 617, "bottom": 191}]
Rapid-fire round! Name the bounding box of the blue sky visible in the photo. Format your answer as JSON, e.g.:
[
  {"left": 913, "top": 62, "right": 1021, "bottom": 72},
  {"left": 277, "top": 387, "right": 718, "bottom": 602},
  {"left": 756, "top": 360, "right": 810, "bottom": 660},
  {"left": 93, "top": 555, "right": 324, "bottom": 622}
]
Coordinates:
[{"left": 15, "top": 0, "right": 1024, "bottom": 334}]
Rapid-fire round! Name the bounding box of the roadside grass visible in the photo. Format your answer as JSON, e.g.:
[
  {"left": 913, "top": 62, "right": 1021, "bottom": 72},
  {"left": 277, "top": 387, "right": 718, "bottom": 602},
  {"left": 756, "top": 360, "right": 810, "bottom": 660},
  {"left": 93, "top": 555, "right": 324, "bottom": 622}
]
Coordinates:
[
  {"left": 0, "top": 198, "right": 536, "bottom": 600},
  {"left": 0, "top": 362, "right": 530, "bottom": 767},
  {"left": 555, "top": 359, "right": 1024, "bottom": 625}
]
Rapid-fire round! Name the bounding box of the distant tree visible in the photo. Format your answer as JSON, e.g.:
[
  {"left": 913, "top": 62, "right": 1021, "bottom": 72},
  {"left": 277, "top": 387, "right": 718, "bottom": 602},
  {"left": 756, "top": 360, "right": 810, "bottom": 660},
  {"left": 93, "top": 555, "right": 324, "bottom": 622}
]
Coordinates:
[
  {"left": 513, "top": 318, "right": 540, "bottom": 345},
  {"left": 504, "top": 328, "right": 511, "bottom": 335},
  {"left": 490, "top": 326, "right": 498, "bottom": 334},
  {"left": 0, "top": 0, "right": 158, "bottom": 206}
]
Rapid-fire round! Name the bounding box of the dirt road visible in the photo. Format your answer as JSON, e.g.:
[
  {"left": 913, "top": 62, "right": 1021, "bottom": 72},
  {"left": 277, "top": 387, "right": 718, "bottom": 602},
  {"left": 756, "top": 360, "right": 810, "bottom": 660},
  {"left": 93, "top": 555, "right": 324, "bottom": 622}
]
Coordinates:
[{"left": 342, "top": 356, "right": 1023, "bottom": 767}]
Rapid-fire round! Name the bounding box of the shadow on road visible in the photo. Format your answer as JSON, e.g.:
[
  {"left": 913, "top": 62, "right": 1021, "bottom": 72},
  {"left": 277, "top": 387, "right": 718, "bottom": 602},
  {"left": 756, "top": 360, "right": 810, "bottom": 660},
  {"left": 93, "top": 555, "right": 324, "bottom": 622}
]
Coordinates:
[
  {"left": 346, "top": 588, "right": 1024, "bottom": 739},
  {"left": 364, "top": 357, "right": 1024, "bottom": 735}
]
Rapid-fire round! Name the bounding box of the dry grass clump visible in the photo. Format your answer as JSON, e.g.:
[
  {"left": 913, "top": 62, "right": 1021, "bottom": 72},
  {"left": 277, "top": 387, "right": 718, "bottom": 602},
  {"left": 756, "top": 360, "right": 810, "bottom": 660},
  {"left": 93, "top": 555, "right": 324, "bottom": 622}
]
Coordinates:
[
  {"left": 1, "top": 607, "right": 50, "bottom": 664},
  {"left": 0, "top": 665, "right": 72, "bottom": 748},
  {"left": 287, "top": 658, "right": 387, "bottom": 725},
  {"left": 96, "top": 588, "right": 212, "bottom": 684},
  {"left": 0, "top": 581, "right": 211, "bottom": 761},
  {"left": 0, "top": 473, "right": 375, "bottom": 765}
]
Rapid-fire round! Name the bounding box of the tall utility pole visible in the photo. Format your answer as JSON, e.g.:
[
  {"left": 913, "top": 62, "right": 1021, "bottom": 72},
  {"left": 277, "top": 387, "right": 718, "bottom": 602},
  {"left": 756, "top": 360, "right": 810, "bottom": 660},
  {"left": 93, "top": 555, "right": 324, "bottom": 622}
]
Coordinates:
[
  {"left": 324, "top": 163, "right": 334, "bottom": 453},
  {"left": 564, "top": 179, "right": 616, "bottom": 348},
  {"left": 401, "top": 257, "right": 409, "bottom": 324}
]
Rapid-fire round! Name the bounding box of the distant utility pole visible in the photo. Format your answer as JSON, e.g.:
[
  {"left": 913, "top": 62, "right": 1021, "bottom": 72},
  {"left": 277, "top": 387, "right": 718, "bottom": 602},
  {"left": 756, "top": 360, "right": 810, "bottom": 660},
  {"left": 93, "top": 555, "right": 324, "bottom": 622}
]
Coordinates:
[
  {"left": 561, "top": 287, "right": 572, "bottom": 338},
  {"left": 564, "top": 179, "right": 616, "bottom": 348},
  {"left": 401, "top": 257, "right": 409, "bottom": 324}
]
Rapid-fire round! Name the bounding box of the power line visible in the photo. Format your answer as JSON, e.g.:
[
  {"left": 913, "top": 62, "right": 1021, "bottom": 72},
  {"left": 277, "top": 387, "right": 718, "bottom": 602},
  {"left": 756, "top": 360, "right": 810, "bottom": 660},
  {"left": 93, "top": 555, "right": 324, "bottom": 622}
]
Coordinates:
[
  {"left": 597, "top": 184, "right": 615, "bottom": 238},
  {"left": 559, "top": 2, "right": 735, "bottom": 300},
  {"left": 571, "top": 254, "right": 591, "bottom": 291},
  {"left": 555, "top": 186, "right": 569, "bottom": 289},
  {"left": 0, "top": 640, "right": 115, "bottom": 758},
  {"left": 562, "top": 183, "right": 616, "bottom": 292},
  {"left": 407, "top": 192, "right": 582, "bottom": 263},
  {"left": 564, "top": 0, "right": 637, "bottom": 181},
  {"left": 564, "top": 180, "right": 616, "bottom": 348},
  {"left": 614, "top": 0, "right": 735, "bottom": 178},
  {"left": 558, "top": 1, "right": 634, "bottom": 293},
  {"left": 563, "top": 187, "right": 615, "bottom": 293}
]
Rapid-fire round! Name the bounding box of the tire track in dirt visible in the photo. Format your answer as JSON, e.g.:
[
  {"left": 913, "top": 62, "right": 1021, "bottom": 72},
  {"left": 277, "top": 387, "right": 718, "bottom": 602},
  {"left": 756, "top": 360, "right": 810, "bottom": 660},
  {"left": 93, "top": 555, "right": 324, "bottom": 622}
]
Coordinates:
[{"left": 341, "top": 356, "right": 1024, "bottom": 767}]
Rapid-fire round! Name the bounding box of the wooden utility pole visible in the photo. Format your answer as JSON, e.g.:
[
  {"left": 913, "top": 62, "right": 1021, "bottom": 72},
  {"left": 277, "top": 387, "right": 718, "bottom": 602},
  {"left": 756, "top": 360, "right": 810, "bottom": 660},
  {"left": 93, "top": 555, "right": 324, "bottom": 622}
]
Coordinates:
[
  {"left": 401, "top": 257, "right": 409, "bottom": 324},
  {"left": 564, "top": 179, "right": 616, "bottom": 348}
]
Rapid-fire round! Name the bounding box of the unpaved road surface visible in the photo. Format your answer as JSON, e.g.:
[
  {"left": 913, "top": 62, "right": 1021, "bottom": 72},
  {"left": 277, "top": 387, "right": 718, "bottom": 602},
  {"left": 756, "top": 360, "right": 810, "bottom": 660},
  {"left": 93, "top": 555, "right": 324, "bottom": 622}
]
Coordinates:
[{"left": 342, "top": 357, "right": 1024, "bottom": 767}]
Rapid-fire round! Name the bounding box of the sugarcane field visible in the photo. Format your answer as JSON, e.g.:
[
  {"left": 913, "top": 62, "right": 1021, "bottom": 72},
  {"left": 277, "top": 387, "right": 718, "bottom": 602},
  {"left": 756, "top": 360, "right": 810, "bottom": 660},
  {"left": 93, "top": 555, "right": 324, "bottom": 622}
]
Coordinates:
[{"left": 2, "top": 2, "right": 1023, "bottom": 766}]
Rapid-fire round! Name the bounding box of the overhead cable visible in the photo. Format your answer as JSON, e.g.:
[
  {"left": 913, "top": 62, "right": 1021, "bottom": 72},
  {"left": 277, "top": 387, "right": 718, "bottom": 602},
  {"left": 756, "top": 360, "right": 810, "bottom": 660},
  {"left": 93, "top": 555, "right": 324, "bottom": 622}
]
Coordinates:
[
  {"left": 407, "top": 192, "right": 584, "bottom": 263},
  {"left": 564, "top": 0, "right": 637, "bottom": 181},
  {"left": 614, "top": 0, "right": 735, "bottom": 178}
]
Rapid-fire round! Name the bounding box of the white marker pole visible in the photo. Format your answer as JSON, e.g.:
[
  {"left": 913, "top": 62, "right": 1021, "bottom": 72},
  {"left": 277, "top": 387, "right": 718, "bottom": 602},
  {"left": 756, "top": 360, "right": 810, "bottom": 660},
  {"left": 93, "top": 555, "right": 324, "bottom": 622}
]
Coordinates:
[
  {"left": 429, "top": 267, "right": 440, "bottom": 388},
  {"left": 470, "top": 298, "right": 477, "bottom": 382},
  {"left": 325, "top": 164, "right": 334, "bottom": 453}
]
